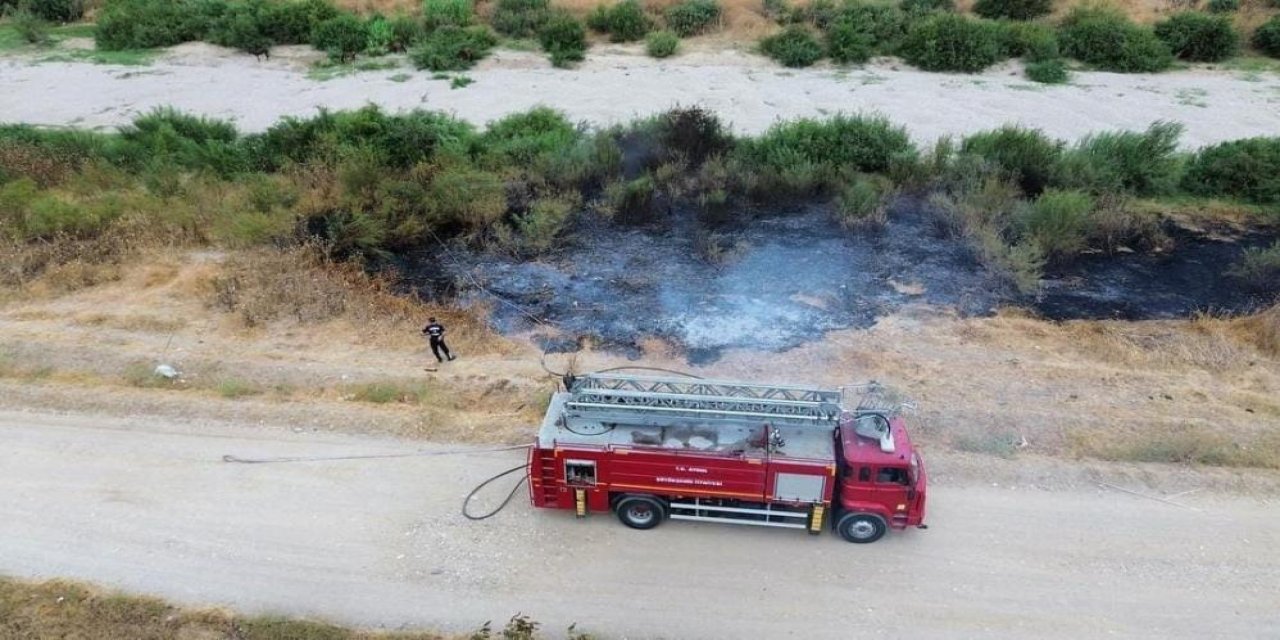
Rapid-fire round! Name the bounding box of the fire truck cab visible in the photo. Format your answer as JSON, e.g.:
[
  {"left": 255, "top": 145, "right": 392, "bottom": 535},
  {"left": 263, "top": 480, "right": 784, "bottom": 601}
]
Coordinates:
[{"left": 528, "top": 374, "right": 926, "bottom": 543}]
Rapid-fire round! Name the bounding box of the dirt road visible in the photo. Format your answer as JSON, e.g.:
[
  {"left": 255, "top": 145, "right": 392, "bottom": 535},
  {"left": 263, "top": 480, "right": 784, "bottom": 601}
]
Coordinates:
[
  {"left": 3, "top": 45, "right": 1280, "bottom": 145},
  {"left": 2, "top": 409, "right": 1277, "bottom": 638}
]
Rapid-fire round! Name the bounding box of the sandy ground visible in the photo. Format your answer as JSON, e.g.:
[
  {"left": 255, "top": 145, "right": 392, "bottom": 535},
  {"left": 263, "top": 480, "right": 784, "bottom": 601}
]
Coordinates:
[
  {"left": 2, "top": 254, "right": 1278, "bottom": 486},
  {"left": 3, "top": 43, "right": 1280, "bottom": 144},
  {"left": 2, "top": 409, "right": 1278, "bottom": 639}
]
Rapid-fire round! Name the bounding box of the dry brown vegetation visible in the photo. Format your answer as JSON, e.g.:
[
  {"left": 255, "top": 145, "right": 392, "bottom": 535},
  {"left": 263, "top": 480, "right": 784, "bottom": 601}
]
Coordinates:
[
  {"left": 0, "top": 248, "right": 548, "bottom": 443},
  {"left": 933, "top": 309, "right": 1280, "bottom": 468},
  {"left": 0, "top": 576, "right": 457, "bottom": 640}
]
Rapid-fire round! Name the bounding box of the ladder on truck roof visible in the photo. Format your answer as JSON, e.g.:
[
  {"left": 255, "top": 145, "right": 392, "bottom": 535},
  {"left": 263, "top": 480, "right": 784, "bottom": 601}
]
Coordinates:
[{"left": 564, "top": 373, "right": 846, "bottom": 427}]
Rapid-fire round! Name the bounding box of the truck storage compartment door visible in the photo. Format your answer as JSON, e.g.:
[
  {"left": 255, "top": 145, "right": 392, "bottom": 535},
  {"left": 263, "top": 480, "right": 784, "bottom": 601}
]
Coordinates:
[{"left": 774, "top": 473, "right": 826, "bottom": 503}]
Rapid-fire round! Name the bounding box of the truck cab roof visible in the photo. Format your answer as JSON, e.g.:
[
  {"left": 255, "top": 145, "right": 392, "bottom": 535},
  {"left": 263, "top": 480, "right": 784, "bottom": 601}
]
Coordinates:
[{"left": 839, "top": 414, "right": 915, "bottom": 467}]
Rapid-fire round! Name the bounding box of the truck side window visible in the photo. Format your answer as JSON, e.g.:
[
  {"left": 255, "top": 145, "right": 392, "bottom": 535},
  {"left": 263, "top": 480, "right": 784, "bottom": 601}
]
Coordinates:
[
  {"left": 876, "top": 467, "right": 908, "bottom": 485},
  {"left": 858, "top": 466, "right": 871, "bottom": 482},
  {"left": 565, "top": 460, "right": 597, "bottom": 486}
]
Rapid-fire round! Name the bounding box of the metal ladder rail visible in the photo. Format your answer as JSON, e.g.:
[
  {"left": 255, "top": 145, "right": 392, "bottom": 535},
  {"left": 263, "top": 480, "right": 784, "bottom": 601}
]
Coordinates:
[
  {"left": 571, "top": 374, "right": 843, "bottom": 404},
  {"left": 565, "top": 390, "right": 843, "bottom": 426}
]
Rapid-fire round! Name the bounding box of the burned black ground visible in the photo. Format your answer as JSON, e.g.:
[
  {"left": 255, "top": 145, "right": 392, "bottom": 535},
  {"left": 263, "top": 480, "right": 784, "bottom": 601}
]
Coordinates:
[{"left": 405, "top": 202, "right": 1278, "bottom": 362}]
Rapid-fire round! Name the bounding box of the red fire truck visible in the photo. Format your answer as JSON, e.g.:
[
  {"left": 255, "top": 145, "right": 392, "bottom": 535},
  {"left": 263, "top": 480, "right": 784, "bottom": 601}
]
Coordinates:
[{"left": 527, "top": 374, "right": 927, "bottom": 543}]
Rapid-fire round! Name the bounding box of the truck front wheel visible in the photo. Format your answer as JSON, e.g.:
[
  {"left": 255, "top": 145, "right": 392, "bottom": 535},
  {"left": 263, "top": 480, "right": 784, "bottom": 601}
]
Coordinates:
[
  {"left": 615, "top": 495, "right": 665, "bottom": 530},
  {"left": 837, "top": 512, "right": 887, "bottom": 543}
]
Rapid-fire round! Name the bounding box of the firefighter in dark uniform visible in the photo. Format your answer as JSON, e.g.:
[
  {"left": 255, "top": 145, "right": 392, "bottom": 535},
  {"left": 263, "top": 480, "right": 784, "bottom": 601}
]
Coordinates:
[{"left": 422, "top": 317, "right": 455, "bottom": 362}]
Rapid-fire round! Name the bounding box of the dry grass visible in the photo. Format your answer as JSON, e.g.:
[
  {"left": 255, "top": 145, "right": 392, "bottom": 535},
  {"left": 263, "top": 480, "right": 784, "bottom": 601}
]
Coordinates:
[
  {"left": 0, "top": 576, "right": 455, "bottom": 640},
  {"left": 73, "top": 312, "right": 187, "bottom": 333},
  {"left": 1226, "top": 303, "right": 1280, "bottom": 356},
  {"left": 202, "top": 246, "right": 509, "bottom": 355},
  {"left": 935, "top": 308, "right": 1280, "bottom": 468}
]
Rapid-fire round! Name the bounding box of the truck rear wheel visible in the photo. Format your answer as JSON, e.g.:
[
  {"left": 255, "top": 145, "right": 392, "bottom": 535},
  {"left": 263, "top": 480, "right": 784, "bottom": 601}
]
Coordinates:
[
  {"left": 837, "top": 512, "right": 887, "bottom": 543},
  {"left": 615, "top": 496, "right": 665, "bottom": 530}
]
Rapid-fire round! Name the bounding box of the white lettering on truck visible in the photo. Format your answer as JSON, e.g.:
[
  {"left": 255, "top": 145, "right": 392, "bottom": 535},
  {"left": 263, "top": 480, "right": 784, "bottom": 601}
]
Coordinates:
[{"left": 657, "top": 476, "right": 724, "bottom": 487}]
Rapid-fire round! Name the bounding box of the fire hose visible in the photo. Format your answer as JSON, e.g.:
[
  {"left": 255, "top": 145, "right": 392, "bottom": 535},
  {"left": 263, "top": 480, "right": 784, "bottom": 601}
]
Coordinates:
[
  {"left": 222, "top": 445, "right": 533, "bottom": 521},
  {"left": 461, "top": 464, "right": 530, "bottom": 520}
]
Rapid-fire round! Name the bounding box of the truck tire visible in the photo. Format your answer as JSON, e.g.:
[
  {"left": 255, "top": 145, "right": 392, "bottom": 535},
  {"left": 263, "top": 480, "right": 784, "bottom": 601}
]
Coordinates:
[
  {"left": 615, "top": 495, "right": 665, "bottom": 530},
  {"left": 837, "top": 512, "right": 887, "bottom": 543}
]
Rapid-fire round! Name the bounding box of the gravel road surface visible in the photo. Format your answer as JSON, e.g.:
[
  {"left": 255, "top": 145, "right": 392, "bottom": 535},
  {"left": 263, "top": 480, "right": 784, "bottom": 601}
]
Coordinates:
[{"left": 2, "top": 410, "right": 1277, "bottom": 638}]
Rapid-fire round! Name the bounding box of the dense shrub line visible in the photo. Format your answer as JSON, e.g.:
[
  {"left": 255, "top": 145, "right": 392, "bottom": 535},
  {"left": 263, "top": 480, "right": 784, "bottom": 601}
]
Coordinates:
[
  {"left": 1255, "top": 15, "right": 1280, "bottom": 58},
  {"left": 2, "top": 0, "right": 83, "bottom": 23},
  {"left": 86, "top": 0, "right": 738, "bottom": 66},
  {"left": 92, "top": 0, "right": 508, "bottom": 69},
  {"left": 68, "top": 0, "right": 1280, "bottom": 73},
  {"left": 1, "top": 107, "right": 1276, "bottom": 293},
  {"left": 756, "top": 1, "right": 1276, "bottom": 73}
]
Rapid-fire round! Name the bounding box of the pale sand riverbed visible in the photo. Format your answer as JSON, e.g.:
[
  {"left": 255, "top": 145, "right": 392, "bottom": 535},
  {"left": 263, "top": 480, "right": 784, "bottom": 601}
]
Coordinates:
[{"left": 4, "top": 42, "right": 1280, "bottom": 144}]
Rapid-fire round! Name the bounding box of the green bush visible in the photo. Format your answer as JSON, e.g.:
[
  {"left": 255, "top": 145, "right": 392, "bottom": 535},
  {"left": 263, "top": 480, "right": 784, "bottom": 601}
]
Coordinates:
[
  {"left": 900, "top": 0, "right": 953, "bottom": 15},
  {"left": 656, "top": 106, "right": 732, "bottom": 164},
  {"left": 1025, "top": 58, "right": 1068, "bottom": 83},
  {"left": 208, "top": 1, "right": 273, "bottom": 59},
  {"left": 260, "top": 0, "right": 338, "bottom": 44},
  {"left": 363, "top": 15, "right": 393, "bottom": 55},
  {"left": 117, "top": 108, "right": 250, "bottom": 175},
  {"left": 1253, "top": 16, "right": 1280, "bottom": 58},
  {"left": 96, "top": 0, "right": 210, "bottom": 50},
  {"left": 423, "top": 0, "right": 473, "bottom": 30},
  {"left": 836, "top": 174, "right": 893, "bottom": 229},
  {"left": 826, "top": 17, "right": 875, "bottom": 63},
  {"left": 10, "top": 9, "right": 51, "bottom": 45},
  {"left": 1000, "top": 20, "right": 1058, "bottom": 61},
  {"left": 1182, "top": 137, "right": 1280, "bottom": 204},
  {"left": 1054, "top": 122, "right": 1184, "bottom": 196},
  {"left": 826, "top": 2, "right": 907, "bottom": 52},
  {"left": 760, "top": 25, "right": 824, "bottom": 67},
  {"left": 1228, "top": 241, "right": 1280, "bottom": 291},
  {"left": 13, "top": 0, "right": 83, "bottom": 23},
  {"left": 538, "top": 10, "right": 586, "bottom": 67},
  {"left": 1206, "top": 0, "right": 1238, "bottom": 13},
  {"left": 664, "top": 0, "right": 720, "bottom": 37},
  {"left": 311, "top": 13, "right": 367, "bottom": 61},
  {"left": 410, "top": 25, "right": 496, "bottom": 71},
  {"left": 586, "top": 3, "right": 610, "bottom": 31},
  {"left": 387, "top": 15, "right": 425, "bottom": 51},
  {"left": 218, "top": 12, "right": 273, "bottom": 58},
  {"left": 0, "top": 183, "right": 118, "bottom": 241},
  {"left": 1153, "top": 12, "right": 1238, "bottom": 62},
  {"left": 1022, "top": 189, "right": 1094, "bottom": 259},
  {"left": 249, "top": 106, "right": 476, "bottom": 171},
  {"left": 961, "top": 126, "right": 1063, "bottom": 195},
  {"left": 512, "top": 193, "right": 579, "bottom": 253},
  {"left": 780, "top": 0, "right": 826, "bottom": 26},
  {"left": 646, "top": 29, "right": 679, "bottom": 57},
  {"left": 590, "top": 0, "right": 651, "bottom": 42},
  {"left": 1059, "top": 7, "right": 1173, "bottom": 72},
  {"left": 972, "top": 0, "right": 1050, "bottom": 21},
  {"left": 491, "top": 0, "right": 549, "bottom": 37},
  {"left": 480, "top": 107, "right": 580, "bottom": 167},
  {"left": 739, "top": 114, "right": 916, "bottom": 182},
  {"left": 900, "top": 13, "right": 1004, "bottom": 72}
]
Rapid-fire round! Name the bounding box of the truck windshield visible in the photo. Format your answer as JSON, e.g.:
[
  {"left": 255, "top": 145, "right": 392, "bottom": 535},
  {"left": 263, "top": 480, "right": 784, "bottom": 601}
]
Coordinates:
[{"left": 876, "top": 467, "right": 908, "bottom": 485}]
